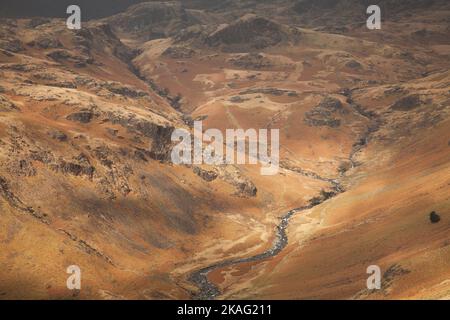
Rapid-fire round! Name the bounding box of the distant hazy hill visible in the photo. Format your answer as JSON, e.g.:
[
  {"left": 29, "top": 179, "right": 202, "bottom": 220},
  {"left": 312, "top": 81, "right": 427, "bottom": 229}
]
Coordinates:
[{"left": 0, "top": 0, "right": 147, "bottom": 20}]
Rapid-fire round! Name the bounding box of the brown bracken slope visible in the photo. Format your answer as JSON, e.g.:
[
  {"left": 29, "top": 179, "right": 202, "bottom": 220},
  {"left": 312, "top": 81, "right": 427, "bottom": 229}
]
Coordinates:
[{"left": 0, "top": 0, "right": 449, "bottom": 299}]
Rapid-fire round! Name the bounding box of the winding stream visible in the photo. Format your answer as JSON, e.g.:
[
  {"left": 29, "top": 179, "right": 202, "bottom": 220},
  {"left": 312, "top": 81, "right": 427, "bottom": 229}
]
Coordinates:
[
  {"left": 188, "top": 206, "right": 308, "bottom": 300},
  {"left": 188, "top": 181, "right": 343, "bottom": 300}
]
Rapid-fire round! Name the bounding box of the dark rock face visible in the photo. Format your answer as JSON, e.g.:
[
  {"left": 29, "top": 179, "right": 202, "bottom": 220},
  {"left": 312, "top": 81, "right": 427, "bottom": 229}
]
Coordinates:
[
  {"left": 391, "top": 94, "right": 422, "bottom": 111},
  {"left": 0, "top": 39, "right": 24, "bottom": 52},
  {"left": 107, "top": 113, "right": 175, "bottom": 161},
  {"left": 304, "top": 96, "right": 345, "bottom": 128},
  {"left": 429, "top": 211, "right": 441, "bottom": 223},
  {"left": 59, "top": 160, "right": 95, "bottom": 178},
  {"left": 141, "top": 122, "right": 175, "bottom": 161},
  {"left": 74, "top": 23, "right": 137, "bottom": 64},
  {"left": 0, "top": 95, "right": 19, "bottom": 112},
  {"left": 205, "top": 15, "right": 300, "bottom": 52}
]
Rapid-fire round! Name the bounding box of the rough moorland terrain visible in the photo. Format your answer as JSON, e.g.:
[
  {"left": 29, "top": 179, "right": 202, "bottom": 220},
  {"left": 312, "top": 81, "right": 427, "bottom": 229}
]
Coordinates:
[{"left": 0, "top": 0, "right": 449, "bottom": 299}]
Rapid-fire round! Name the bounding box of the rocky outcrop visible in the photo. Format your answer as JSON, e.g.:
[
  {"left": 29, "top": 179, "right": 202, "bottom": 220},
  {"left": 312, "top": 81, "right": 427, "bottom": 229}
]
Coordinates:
[
  {"left": 309, "top": 189, "right": 337, "bottom": 206},
  {"left": 221, "top": 169, "right": 257, "bottom": 197},
  {"left": 174, "top": 24, "right": 211, "bottom": 43},
  {"left": 305, "top": 115, "right": 340, "bottom": 128},
  {"left": 74, "top": 23, "right": 137, "bottom": 64},
  {"left": 31, "top": 73, "right": 77, "bottom": 89},
  {"left": 107, "top": 113, "right": 175, "bottom": 161},
  {"left": 29, "top": 150, "right": 95, "bottom": 179},
  {"left": 59, "top": 229, "right": 114, "bottom": 265},
  {"left": 46, "top": 49, "right": 94, "bottom": 68},
  {"left": 103, "top": 81, "right": 148, "bottom": 98},
  {"left": 66, "top": 110, "right": 96, "bottom": 124},
  {"left": 58, "top": 158, "right": 95, "bottom": 179},
  {"left": 304, "top": 96, "right": 346, "bottom": 128},
  {"left": 28, "top": 36, "right": 62, "bottom": 49},
  {"left": 193, "top": 167, "right": 219, "bottom": 182},
  {"left": 162, "top": 45, "right": 196, "bottom": 59},
  {"left": 229, "top": 53, "right": 273, "bottom": 69},
  {"left": 235, "top": 180, "right": 257, "bottom": 197},
  {"left": 0, "top": 63, "right": 37, "bottom": 72},
  {"left": 7, "top": 158, "right": 36, "bottom": 177},
  {"left": 205, "top": 14, "right": 300, "bottom": 52}
]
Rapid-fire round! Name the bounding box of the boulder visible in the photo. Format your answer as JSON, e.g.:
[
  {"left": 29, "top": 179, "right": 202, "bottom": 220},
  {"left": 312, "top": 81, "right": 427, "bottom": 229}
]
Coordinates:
[{"left": 429, "top": 211, "right": 441, "bottom": 223}]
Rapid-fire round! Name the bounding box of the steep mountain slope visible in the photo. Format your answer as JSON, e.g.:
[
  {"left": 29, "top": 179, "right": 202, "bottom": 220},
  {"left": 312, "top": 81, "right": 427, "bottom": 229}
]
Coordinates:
[
  {"left": 0, "top": 14, "right": 326, "bottom": 299},
  {"left": 106, "top": 1, "right": 199, "bottom": 41},
  {"left": 209, "top": 72, "right": 450, "bottom": 299}
]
